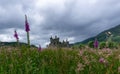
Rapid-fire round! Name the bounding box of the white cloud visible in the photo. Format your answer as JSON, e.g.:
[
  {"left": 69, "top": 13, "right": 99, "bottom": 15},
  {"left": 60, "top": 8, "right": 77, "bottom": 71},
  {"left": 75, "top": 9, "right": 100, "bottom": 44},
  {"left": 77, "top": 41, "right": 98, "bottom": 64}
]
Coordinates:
[{"left": 0, "top": 34, "right": 14, "bottom": 42}]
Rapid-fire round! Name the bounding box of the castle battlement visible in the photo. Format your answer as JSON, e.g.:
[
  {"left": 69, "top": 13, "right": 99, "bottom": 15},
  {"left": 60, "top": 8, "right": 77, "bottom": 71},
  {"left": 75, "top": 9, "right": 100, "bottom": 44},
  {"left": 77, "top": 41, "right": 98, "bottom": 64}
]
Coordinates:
[{"left": 48, "top": 36, "right": 69, "bottom": 47}]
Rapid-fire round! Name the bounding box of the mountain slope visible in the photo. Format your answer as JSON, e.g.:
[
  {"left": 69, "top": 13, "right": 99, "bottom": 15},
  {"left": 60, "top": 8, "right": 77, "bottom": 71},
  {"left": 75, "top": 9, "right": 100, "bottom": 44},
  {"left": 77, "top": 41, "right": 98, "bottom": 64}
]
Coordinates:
[{"left": 75, "top": 24, "right": 120, "bottom": 45}]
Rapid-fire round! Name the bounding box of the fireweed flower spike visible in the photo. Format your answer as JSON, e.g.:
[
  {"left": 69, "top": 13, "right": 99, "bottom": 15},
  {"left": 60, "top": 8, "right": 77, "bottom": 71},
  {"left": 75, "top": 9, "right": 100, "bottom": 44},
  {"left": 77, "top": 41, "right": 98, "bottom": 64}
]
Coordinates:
[
  {"left": 14, "top": 30, "right": 19, "bottom": 45},
  {"left": 94, "top": 38, "right": 99, "bottom": 48},
  {"left": 25, "top": 15, "right": 30, "bottom": 32},
  {"left": 25, "top": 15, "right": 30, "bottom": 46}
]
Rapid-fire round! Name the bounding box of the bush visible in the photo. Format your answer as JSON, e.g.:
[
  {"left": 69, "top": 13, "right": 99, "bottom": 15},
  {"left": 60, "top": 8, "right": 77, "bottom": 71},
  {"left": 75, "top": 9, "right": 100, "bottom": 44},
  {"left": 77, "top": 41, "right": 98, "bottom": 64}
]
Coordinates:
[
  {"left": 88, "top": 41, "right": 94, "bottom": 48},
  {"left": 108, "top": 42, "right": 118, "bottom": 49},
  {"left": 99, "top": 41, "right": 118, "bottom": 49},
  {"left": 99, "top": 42, "right": 106, "bottom": 49}
]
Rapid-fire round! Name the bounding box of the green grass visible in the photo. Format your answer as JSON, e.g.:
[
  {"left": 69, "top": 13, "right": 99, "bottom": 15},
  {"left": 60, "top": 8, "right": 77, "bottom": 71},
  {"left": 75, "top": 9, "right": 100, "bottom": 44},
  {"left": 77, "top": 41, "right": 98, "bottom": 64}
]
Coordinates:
[{"left": 0, "top": 46, "right": 120, "bottom": 74}]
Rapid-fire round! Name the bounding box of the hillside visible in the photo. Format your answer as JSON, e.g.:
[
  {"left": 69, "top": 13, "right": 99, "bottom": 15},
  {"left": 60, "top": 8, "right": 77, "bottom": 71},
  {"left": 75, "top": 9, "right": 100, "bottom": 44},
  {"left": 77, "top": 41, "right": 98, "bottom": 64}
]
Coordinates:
[
  {"left": 0, "top": 42, "right": 37, "bottom": 48},
  {"left": 75, "top": 24, "right": 120, "bottom": 45}
]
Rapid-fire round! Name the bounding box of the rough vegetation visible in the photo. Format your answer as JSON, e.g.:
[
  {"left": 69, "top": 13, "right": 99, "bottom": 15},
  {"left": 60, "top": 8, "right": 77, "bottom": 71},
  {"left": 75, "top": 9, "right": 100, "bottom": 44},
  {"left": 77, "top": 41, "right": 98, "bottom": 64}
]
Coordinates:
[{"left": 0, "top": 46, "right": 120, "bottom": 74}]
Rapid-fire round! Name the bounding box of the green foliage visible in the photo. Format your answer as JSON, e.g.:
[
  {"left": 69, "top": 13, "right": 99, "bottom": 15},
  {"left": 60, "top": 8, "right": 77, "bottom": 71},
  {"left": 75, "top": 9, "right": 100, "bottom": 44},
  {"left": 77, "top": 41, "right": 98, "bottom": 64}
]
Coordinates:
[
  {"left": 108, "top": 42, "right": 118, "bottom": 49},
  {"left": 88, "top": 41, "right": 94, "bottom": 48},
  {"left": 108, "top": 42, "right": 114, "bottom": 48},
  {"left": 99, "top": 42, "right": 106, "bottom": 49},
  {"left": 112, "top": 36, "right": 120, "bottom": 43},
  {"left": 72, "top": 45, "right": 78, "bottom": 49},
  {"left": 72, "top": 44, "right": 85, "bottom": 49},
  {"left": 78, "top": 44, "right": 85, "bottom": 49},
  {"left": 99, "top": 41, "right": 118, "bottom": 49}
]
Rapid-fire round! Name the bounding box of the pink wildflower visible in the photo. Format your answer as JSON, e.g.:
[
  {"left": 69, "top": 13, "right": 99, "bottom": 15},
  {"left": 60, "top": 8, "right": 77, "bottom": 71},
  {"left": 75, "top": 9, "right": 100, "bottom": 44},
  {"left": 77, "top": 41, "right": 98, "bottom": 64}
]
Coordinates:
[{"left": 99, "top": 58, "right": 105, "bottom": 63}]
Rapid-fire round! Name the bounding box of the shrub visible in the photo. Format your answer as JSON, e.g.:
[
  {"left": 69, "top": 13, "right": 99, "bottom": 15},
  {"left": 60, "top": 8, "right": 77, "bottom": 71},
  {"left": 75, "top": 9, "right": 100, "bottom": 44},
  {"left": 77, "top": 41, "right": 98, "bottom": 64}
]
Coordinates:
[
  {"left": 99, "top": 42, "right": 106, "bottom": 49},
  {"left": 108, "top": 42, "right": 118, "bottom": 49},
  {"left": 88, "top": 41, "right": 94, "bottom": 48}
]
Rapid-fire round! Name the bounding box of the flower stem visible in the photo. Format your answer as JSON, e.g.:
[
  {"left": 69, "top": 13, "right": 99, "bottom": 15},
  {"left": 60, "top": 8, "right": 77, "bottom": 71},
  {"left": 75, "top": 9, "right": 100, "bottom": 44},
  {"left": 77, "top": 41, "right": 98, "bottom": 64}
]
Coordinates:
[{"left": 27, "top": 32, "right": 30, "bottom": 47}]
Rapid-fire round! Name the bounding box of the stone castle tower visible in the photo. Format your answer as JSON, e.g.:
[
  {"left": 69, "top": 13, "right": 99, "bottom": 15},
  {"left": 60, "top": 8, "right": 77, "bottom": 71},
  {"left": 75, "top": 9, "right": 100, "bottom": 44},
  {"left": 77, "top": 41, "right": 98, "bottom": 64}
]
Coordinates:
[{"left": 48, "top": 36, "right": 69, "bottom": 47}]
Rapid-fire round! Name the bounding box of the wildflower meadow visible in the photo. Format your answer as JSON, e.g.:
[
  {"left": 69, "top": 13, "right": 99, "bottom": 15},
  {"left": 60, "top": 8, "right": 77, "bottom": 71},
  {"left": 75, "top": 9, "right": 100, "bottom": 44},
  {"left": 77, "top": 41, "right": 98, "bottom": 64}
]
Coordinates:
[{"left": 0, "top": 46, "right": 120, "bottom": 74}]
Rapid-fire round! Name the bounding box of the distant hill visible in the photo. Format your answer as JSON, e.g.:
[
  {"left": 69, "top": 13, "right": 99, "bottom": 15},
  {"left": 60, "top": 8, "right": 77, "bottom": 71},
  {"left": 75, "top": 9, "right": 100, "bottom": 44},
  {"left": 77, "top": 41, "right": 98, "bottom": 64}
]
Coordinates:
[
  {"left": 75, "top": 24, "right": 120, "bottom": 45},
  {"left": 0, "top": 42, "right": 37, "bottom": 48}
]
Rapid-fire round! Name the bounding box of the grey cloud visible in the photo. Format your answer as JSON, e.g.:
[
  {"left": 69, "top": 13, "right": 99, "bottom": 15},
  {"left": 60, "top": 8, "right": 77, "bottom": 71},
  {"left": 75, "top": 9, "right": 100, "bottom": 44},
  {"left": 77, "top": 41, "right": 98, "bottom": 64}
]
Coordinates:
[
  {"left": 40, "top": 0, "right": 120, "bottom": 38},
  {"left": 0, "top": 0, "right": 120, "bottom": 47}
]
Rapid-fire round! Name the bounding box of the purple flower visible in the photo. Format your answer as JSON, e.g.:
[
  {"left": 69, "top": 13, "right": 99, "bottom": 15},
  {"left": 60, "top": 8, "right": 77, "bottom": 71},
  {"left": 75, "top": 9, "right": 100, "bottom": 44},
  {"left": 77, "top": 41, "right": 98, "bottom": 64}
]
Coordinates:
[
  {"left": 14, "top": 30, "right": 19, "bottom": 40},
  {"left": 99, "top": 58, "right": 105, "bottom": 63},
  {"left": 38, "top": 45, "right": 42, "bottom": 51},
  {"left": 99, "top": 57, "right": 108, "bottom": 67},
  {"left": 94, "top": 38, "right": 99, "bottom": 48},
  {"left": 25, "top": 15, "right": 30, "bottom": 32}
]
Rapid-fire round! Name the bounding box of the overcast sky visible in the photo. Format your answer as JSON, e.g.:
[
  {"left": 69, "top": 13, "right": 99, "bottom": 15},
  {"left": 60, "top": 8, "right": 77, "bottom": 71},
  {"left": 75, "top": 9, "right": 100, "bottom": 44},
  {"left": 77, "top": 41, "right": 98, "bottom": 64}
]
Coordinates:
[{"left": 0, "top": 0, "right": 120, "bottom": 47}]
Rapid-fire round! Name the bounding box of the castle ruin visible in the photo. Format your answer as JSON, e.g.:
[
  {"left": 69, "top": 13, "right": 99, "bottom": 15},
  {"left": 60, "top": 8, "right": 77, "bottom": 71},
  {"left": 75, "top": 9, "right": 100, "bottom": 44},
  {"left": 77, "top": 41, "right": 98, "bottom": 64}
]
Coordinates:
[{"left": 48, "top": 36, "right": 69, "bottom": 47}]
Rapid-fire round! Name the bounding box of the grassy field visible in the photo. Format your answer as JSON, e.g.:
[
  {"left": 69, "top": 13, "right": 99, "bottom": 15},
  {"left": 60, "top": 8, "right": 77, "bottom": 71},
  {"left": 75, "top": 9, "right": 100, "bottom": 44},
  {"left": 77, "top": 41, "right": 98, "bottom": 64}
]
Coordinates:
[{"left": 0, "top": 46, "right": 120, "bottom": 74}]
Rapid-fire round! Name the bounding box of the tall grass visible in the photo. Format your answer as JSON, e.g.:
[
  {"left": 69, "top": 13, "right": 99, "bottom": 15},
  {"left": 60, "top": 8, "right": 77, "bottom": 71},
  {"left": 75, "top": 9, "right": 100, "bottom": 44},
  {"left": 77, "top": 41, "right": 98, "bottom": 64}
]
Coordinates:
[{"left": 0, "top": 46, "right": 120, "bottom": 74}]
